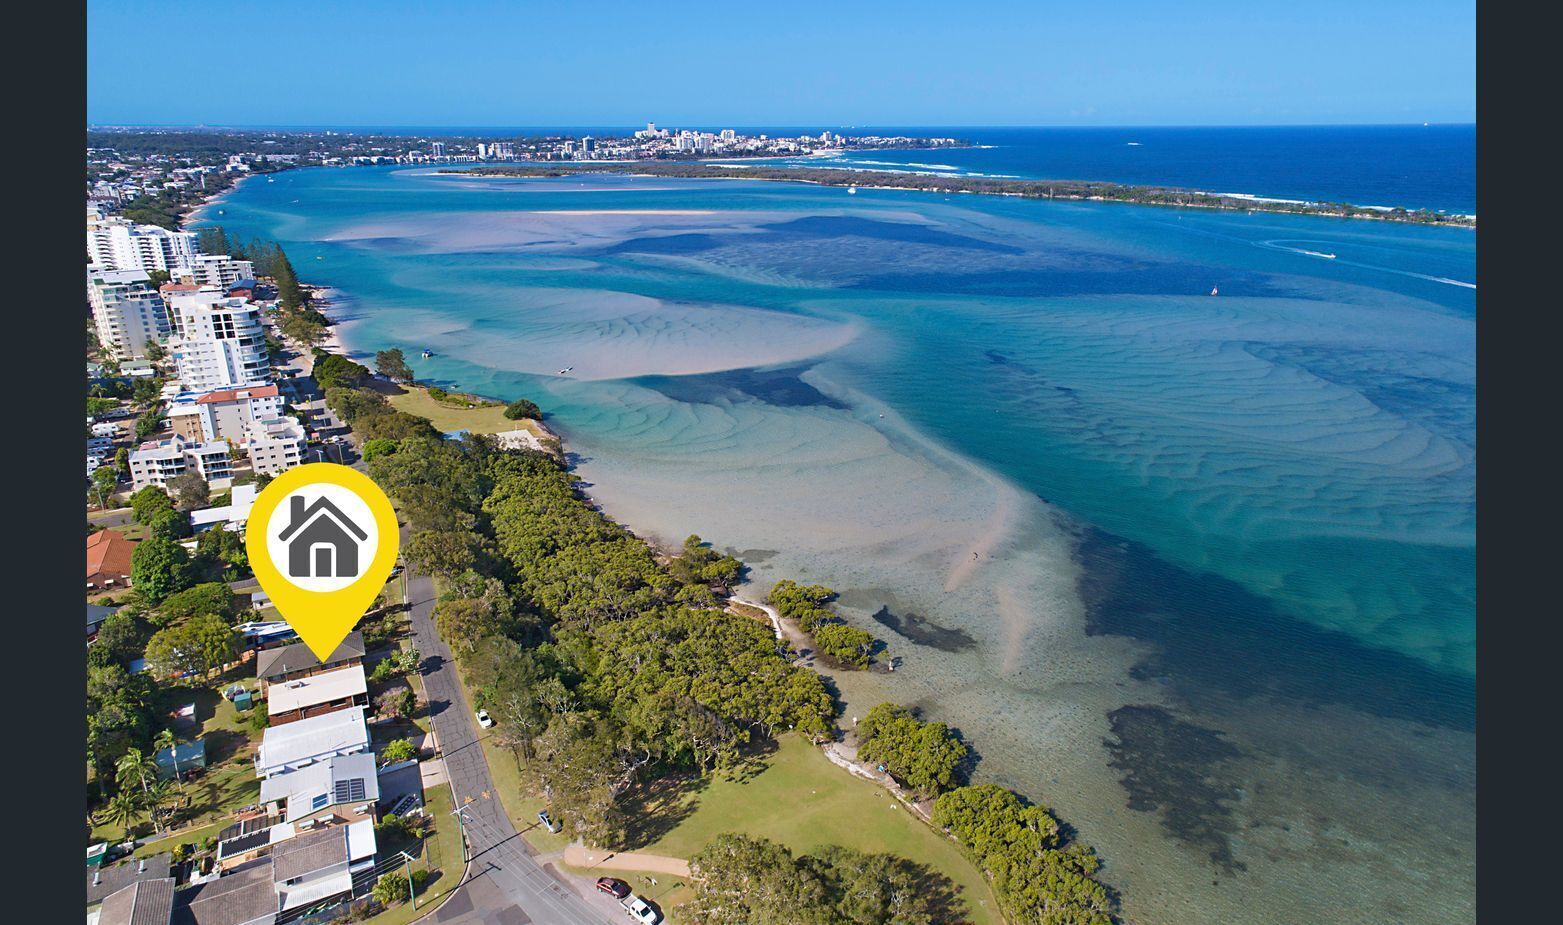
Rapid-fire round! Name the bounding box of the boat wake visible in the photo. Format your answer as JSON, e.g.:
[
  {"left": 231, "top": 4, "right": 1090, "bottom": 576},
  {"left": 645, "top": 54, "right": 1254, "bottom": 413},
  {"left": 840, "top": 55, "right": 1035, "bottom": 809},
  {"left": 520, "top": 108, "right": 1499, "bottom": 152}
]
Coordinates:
[{"left": 1260, "top": 239, "right": 1475, "bottom": 289}]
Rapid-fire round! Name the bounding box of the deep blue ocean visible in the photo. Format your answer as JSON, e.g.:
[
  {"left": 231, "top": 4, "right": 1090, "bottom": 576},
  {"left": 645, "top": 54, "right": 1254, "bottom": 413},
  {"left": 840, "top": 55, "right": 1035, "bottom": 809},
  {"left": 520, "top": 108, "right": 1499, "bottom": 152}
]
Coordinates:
[
  {"left": 202, "top": 128, "right": 1474, "bottom": 924},
  {"left": 242, "top": 123, "right": 1476, "bottom": 213}
]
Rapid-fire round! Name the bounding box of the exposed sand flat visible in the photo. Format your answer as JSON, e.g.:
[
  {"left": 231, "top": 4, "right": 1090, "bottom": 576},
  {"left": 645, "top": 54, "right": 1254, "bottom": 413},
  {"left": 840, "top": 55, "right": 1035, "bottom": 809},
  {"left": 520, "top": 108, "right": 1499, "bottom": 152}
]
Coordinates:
[{"left": 529, "top": 209, "right": 718, "bottom": 215}]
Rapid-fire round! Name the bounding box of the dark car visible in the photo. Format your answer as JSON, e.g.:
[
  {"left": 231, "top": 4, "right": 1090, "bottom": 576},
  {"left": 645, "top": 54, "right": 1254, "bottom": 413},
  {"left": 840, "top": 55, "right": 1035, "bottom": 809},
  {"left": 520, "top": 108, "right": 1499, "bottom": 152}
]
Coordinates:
[{"left": 596, "top": 877, "right": 630, "bottom": 898}]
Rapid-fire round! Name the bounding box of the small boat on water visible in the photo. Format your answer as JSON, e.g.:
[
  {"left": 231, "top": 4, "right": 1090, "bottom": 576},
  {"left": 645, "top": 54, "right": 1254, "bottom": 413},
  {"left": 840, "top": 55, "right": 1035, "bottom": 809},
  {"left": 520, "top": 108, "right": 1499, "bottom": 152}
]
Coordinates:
[
  {"left": 848, "top": 186, "right": 857, "bottom": 194},
  {"left": 1300, "top": 250, "right": 1338, "bottom": 259},
  {"left": 1210, "top": 286, "right": 1220, "bottom": 296},
  {"left": 421, "top": 350, "right": 433, "bottom": 358}
]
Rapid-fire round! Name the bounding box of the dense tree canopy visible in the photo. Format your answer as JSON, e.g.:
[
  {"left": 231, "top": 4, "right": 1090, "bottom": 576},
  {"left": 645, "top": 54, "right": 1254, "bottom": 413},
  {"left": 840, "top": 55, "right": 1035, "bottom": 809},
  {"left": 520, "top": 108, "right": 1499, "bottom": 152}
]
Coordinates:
[
  {"left": 856, "top": 702, "right": 968, "bottom": 798},
  {"left": 130, "top": 536, "right": 194, "bottom": 604},
  {"left": 154, "top": 582, "right": 237, "bottom": 626},
  {"left": 375, "top": 348, "right": 414, "bottom": 382},
  {"left": 130, "top": 486, "right": 176, "bottom": 525},
  {"left": 327, "top": 388, "right": 439, "bottom": 442},
  {"left": 769, "top": 579, "right": 880, "bottom": 669},
  {"left": 313, "top": 353, "right": 371, "bottom": 391},
  {"left": 932, "top": 785, "right": 1113, "bottom": 925},
  {"left": 685, "top": 833, "right": 967, "bottom": 925},
  {"left": 143, "top": 614, "right": 239, "bottom": 680},
  {"left": 353, "top": 409, "right": 839, "bottom": 846},
  {"left": 503, "top": 398, "right": 541, "bottom": 421}
]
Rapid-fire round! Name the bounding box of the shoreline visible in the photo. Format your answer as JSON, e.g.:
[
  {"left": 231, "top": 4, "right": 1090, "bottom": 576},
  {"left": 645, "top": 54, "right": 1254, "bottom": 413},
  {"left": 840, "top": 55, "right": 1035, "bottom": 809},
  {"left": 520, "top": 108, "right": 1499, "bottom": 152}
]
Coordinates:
[
  {"left": 205, "top": 171, "right": 1474, "bottom": 925},
  {"left": 441, "top": 163, "right": 1476, "bottom": 227}
]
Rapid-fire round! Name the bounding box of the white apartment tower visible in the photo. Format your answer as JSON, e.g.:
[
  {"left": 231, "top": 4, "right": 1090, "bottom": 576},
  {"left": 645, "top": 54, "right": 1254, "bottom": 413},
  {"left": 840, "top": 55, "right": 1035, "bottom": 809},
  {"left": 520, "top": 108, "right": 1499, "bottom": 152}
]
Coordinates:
[
  {"left": 172, "top": 254, "right": 256, "bottom": 289},
  {"left": 87, "top": 216, "right": 201, "bottom": 273},
  {"left": 168, "top": 289, "right": 271, "bottom": 390},
  {"left": 88, "top": 268, "right": 171, "bottom": 360}
]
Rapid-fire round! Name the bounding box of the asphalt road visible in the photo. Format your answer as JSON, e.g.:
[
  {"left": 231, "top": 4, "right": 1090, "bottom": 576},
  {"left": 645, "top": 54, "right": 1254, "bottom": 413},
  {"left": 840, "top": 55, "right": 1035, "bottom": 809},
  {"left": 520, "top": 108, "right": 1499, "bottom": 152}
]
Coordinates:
[{"left": 405, "top": 569, "right": 620, "bottom": 925}]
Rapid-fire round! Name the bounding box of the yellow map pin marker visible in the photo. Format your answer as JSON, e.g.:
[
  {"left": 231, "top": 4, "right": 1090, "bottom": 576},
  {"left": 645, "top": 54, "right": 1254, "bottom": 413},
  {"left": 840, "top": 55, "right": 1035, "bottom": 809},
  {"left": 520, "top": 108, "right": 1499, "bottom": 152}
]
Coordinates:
[{"left": 245, "top": 463, "right": 400, "bottom": 661}]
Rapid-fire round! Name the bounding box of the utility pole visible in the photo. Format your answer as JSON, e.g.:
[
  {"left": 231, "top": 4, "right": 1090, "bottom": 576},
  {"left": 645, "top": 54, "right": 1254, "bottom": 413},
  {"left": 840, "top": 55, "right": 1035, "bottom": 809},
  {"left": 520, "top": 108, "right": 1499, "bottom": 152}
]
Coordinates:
[
  {"left": 404, "top": 852, "right": 416, "bottom": 910},
  {"left": 451, "top": 806, "right": 474, "bottom": 864}
]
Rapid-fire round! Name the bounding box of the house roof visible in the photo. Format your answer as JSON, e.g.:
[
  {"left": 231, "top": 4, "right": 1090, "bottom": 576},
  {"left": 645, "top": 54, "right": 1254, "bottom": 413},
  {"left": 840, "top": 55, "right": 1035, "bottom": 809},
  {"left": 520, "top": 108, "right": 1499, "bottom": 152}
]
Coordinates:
[
  {"left": 97, "top": 877, "right": 176, "bottom": 925},
  {"left": 154, "top": 738, "right": 206, "bottom": 772},
  {"left": 87, "top": 529, "right": 138, "bottom": 583},
  {"left": 87, "top": 854, "right": 173, "bottom": 907},
  {"left": 196, "top": 385, "right": 280, "bottom": 404},
  {"left": 267, "top": 664, "right": 367, "bottom": 717},
  {"left": 255, "top": 631, "right": 364, "bottom": 681},
  {"left": 175, "top": 858, "right": 278, "bottom": 925},
  {"left": 258, "top": 752, "right": 379, "bottom": 820},
  {"left": 269, "top": 825, "right": 349, "bottom": 883},
  {"left": 256, "top": 707, "right": 369, "bottom": 776},
  {"left": 89, "top": 603, "right": 119, "bottom": 631},
  {"left": 277, "top": 496, "right": 369, "bottom": 544}
]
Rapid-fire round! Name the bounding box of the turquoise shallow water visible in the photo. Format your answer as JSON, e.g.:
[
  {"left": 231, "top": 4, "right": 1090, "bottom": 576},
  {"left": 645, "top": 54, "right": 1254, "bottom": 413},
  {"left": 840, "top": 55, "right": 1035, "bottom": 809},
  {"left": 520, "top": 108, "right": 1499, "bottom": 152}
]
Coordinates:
[{"left": 206, "top": 166, "right": 1475, "bottom": 924}]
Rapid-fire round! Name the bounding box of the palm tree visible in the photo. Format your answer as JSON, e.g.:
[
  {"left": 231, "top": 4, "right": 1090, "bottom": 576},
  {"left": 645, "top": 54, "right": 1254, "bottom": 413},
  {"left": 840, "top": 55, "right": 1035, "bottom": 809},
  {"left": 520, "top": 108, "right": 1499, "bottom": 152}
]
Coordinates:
[
  {"left": 153, "top": 729, "right": 178, "bottom": 769},
  {"left": 115, "top": 748, "right": 157, "bottom": 797},
  {"left": 146, "top": 778, "right": 175, "bottom": 835},
  {"left": 104, "top": 790, "right": 142, "bottom": 843}
]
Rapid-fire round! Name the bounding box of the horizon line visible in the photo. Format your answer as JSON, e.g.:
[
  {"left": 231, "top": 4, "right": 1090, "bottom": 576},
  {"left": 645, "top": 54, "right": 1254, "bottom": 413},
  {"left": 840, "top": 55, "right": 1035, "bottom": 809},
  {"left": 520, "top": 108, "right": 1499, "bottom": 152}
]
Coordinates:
[{"left": 87, "top": 120, "right": 1478, "bottom": 132}]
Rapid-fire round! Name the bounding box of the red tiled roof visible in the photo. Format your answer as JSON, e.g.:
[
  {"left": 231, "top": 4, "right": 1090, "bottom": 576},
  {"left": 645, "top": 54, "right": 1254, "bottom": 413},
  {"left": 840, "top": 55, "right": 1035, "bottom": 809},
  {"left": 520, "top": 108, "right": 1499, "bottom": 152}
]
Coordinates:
[
  {"left": 87, "top": 529, "right": 138, "bottom": 587},
  {"left": 196, "top": 384, "right": 280, "bottom": 404}
]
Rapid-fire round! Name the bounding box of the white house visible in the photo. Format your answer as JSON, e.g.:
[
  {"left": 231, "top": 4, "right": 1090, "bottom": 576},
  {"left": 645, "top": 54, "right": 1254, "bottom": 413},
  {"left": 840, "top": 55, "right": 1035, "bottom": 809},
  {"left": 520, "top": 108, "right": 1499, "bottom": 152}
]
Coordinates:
[{"left": 255, "top": 707, "right": 370, "bottom": 779}]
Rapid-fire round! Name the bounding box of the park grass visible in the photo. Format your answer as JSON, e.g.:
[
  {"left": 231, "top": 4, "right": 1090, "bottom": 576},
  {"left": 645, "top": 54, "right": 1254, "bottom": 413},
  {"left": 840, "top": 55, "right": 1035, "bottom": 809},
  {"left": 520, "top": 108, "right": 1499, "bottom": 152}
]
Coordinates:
[
  {"left": 475, "top": 735, "right": 575, "bottom": 854},
  {"left": 626, "top": 735, "right": 1002, "bottom": 925},
  {"left": 382, "top": 384, "right": 540, "bottom": 437}
]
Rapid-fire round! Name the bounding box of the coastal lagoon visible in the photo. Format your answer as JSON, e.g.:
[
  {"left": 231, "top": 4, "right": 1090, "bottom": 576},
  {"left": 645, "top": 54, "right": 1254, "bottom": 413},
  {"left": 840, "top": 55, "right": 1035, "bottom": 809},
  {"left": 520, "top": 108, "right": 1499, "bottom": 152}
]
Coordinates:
[{"left": 207, "top": 164, "right": 1475, "bottom": 925}]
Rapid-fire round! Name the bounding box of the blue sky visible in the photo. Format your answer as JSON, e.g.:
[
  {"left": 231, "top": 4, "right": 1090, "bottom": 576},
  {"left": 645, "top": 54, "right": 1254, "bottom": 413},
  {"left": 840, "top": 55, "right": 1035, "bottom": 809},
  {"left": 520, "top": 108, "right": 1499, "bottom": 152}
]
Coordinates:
[{"left": 88, "top": 0, "right": 1474, "bottom": 127}]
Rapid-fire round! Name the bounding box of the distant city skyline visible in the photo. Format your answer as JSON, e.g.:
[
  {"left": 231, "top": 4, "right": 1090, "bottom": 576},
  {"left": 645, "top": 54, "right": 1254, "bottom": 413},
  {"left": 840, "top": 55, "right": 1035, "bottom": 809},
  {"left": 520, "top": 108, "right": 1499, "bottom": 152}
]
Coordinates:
[{"left": 88, "top": 0, "right": 1475, "bottom": 127}]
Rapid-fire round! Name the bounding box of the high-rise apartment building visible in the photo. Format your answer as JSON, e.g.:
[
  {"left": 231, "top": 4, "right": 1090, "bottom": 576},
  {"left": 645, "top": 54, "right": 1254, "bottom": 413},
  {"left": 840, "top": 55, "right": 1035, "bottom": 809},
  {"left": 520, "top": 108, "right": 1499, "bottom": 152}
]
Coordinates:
[
  {"left": 87, "top": 215, "right": 200, "bottom": 273},
  {"left": 168, "top": 289, "right": 271, "bottom": 390},
  {"left": 172, "top": 254, "right": 256, "bottom": 290},
  {"left": 88, "top": 267, "right": 171, "bottom": 360}
]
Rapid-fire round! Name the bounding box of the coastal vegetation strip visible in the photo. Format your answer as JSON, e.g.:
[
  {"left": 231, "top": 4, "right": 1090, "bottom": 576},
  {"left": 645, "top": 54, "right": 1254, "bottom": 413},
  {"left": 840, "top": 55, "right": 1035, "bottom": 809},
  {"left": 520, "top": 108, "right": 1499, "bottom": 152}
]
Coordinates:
[
  {"left": 322, "top": 369, "right": 1118, "bottom": 923},
  {"left": 445, "top": 163, "right": 1476, "bottom": 226}
]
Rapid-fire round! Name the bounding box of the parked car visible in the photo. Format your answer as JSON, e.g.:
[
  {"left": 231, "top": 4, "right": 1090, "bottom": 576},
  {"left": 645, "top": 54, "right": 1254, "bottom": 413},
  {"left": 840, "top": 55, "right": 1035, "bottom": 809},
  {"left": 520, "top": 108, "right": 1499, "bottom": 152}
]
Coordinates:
[
  {"left": 475, "top": 709, "right": 493, "bottom": 728},
  {"left": 622, "top": 895, "right": 661, "bottom": 924},
  {"left": 388, "top": 564, "right": 405, "bottom": 578},
  {"left": 596, "top": 877, "right": 629, "bottom": 898},
  {"left": 537, "top": 810, "right": 561, "bottom": 834}
]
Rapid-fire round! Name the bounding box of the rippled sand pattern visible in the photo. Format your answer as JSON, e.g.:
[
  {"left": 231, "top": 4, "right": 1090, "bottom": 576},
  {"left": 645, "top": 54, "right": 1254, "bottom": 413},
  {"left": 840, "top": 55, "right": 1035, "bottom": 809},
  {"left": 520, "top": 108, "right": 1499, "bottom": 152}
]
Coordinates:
[{"left": 208, "top": 168, "right": 1475, "bottom": 925}]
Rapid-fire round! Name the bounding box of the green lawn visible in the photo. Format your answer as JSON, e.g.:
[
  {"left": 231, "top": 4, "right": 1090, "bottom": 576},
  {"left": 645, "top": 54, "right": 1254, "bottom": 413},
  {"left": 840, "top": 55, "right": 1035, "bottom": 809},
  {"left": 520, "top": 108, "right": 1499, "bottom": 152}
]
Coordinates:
[
  {"left": 88, "top": 670, "right": 265, "bottom": 849},
  {"left": 626, "top": 735, "right": 1002, "bottom": 925},
  {"left": 475, "top": 735, "right": 575, "bottom": 854},
  {"left": 361, "top": 783, "right": 464, "bottom": 925},
  {"left": 381, "top": 384, "right": 540, "bottom": 436}
]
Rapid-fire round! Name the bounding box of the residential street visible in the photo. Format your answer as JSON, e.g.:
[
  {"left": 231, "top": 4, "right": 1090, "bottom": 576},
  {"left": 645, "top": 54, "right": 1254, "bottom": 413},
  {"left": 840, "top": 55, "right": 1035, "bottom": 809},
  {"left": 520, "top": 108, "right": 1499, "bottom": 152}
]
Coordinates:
[{"left": 403, "top": 568, "right": 620, "bottom": 925}]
